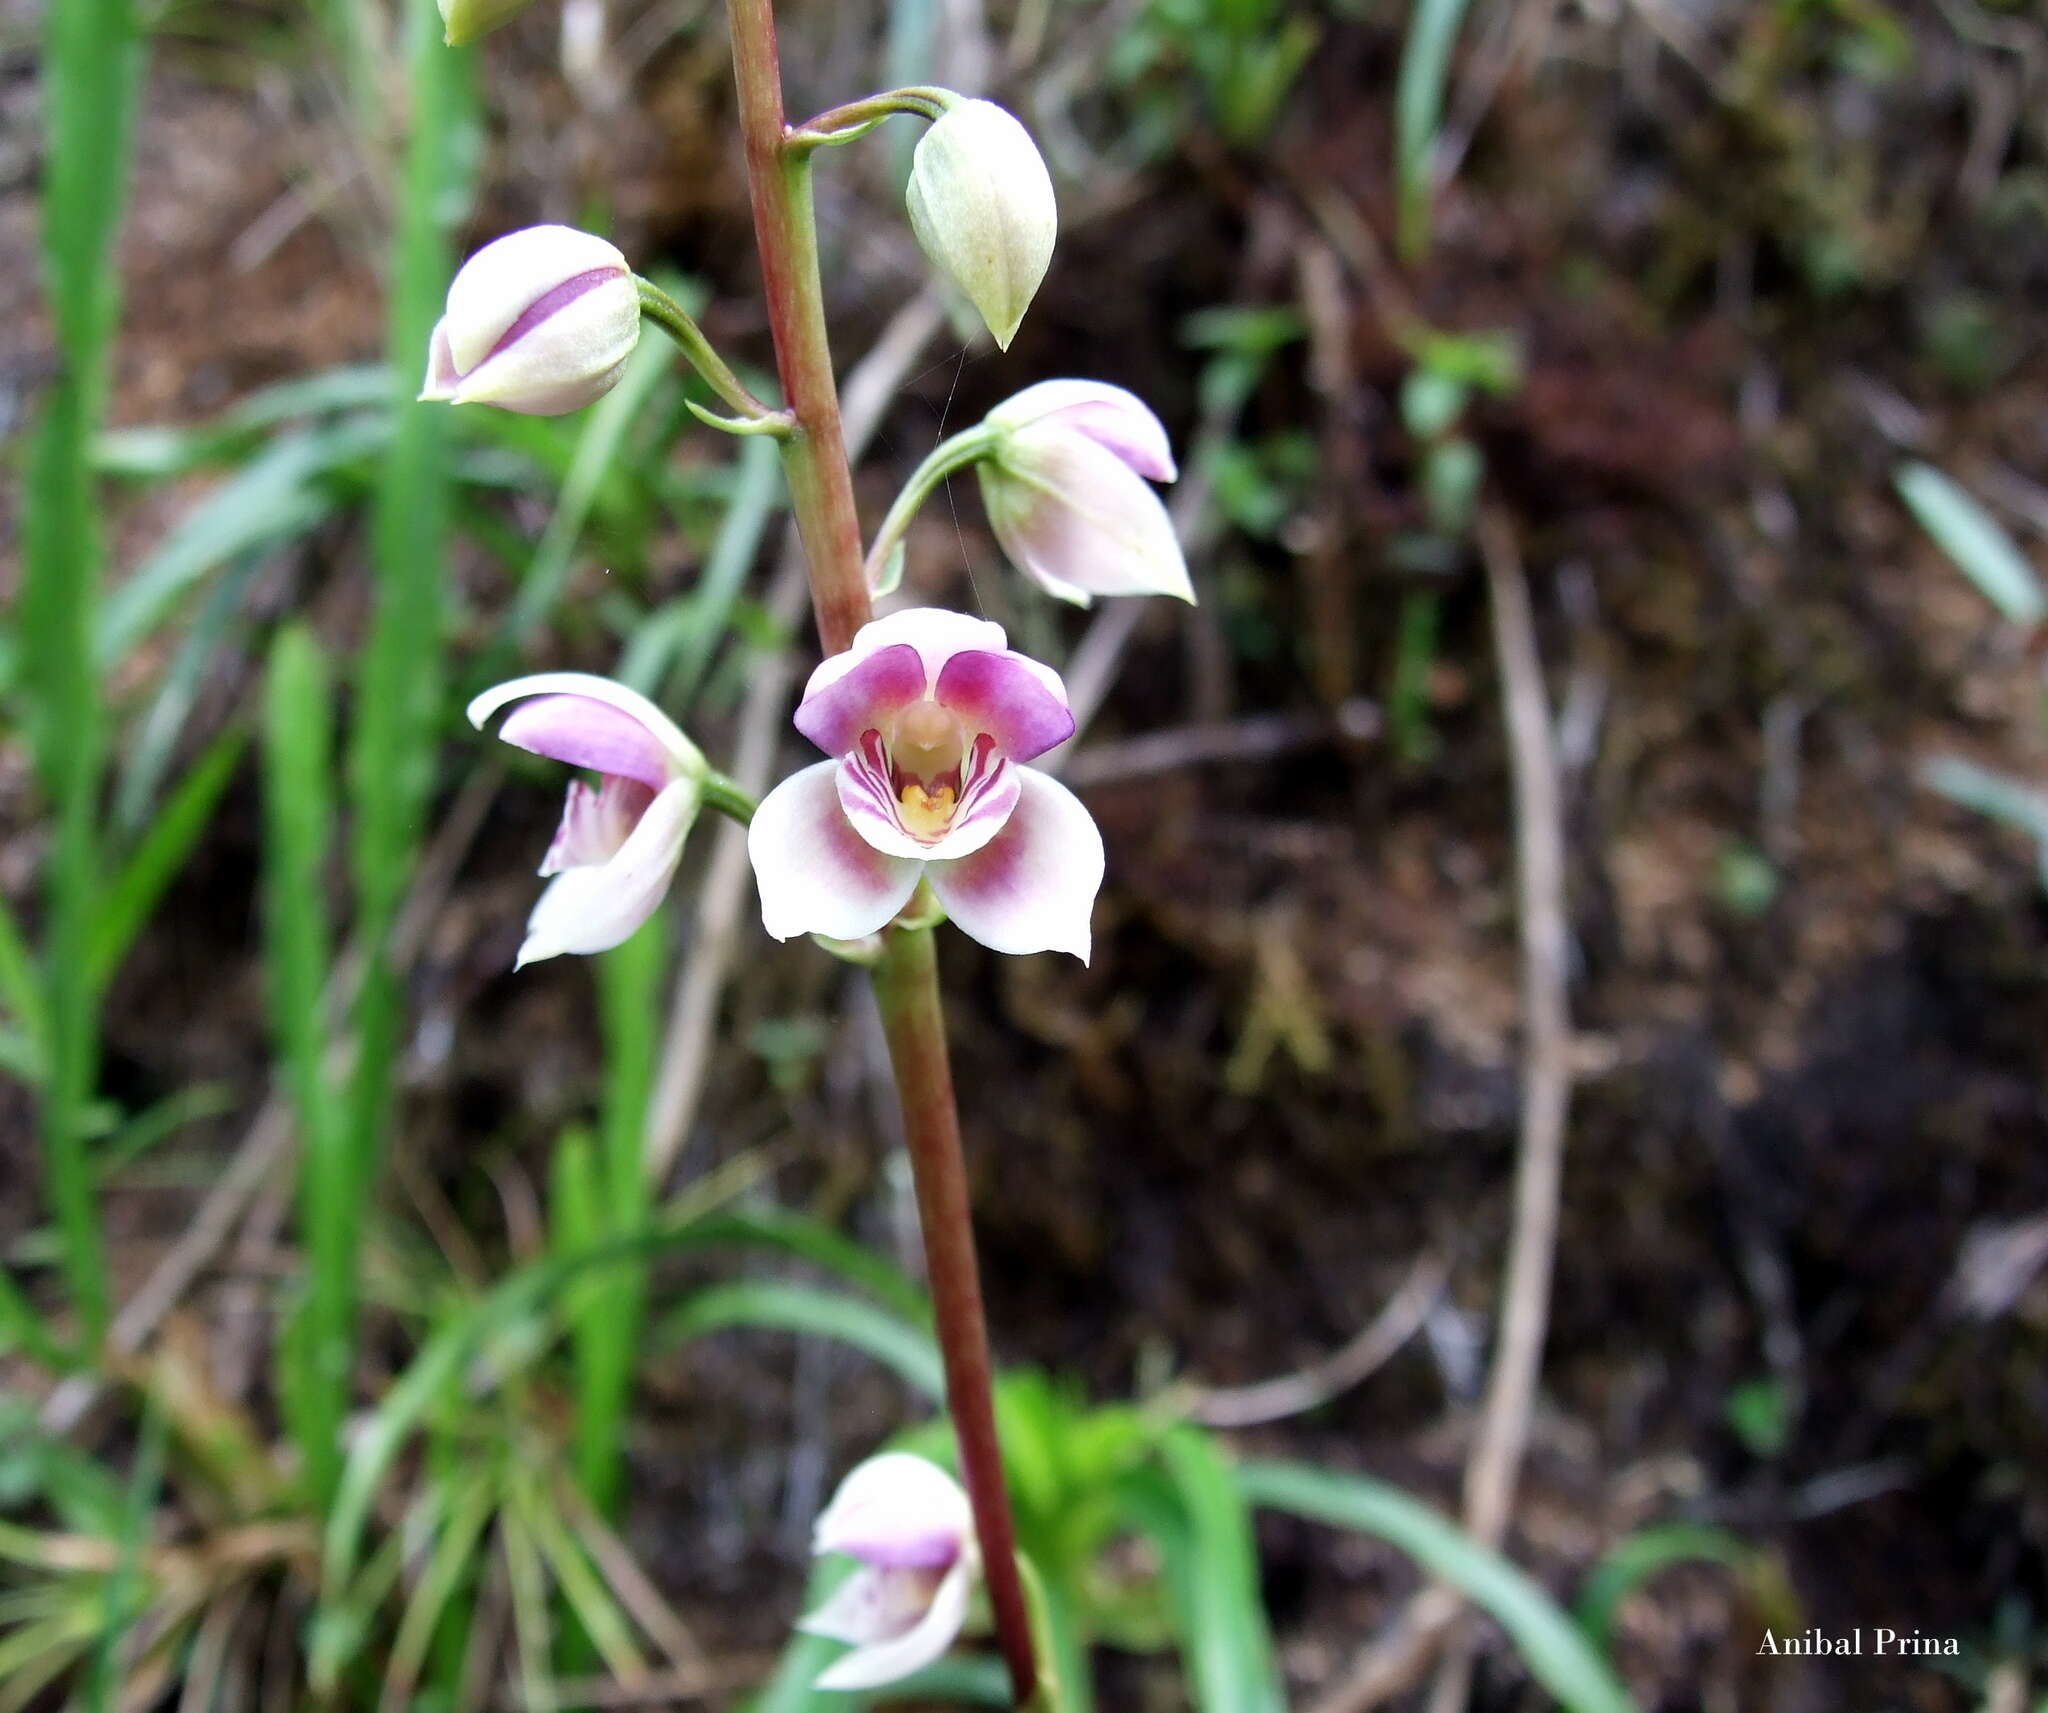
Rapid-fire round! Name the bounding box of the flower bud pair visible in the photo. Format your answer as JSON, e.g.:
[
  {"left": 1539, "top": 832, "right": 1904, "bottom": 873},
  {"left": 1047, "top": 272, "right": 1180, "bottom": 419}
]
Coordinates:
[{"left": 421, "top": 225, "right": 641, "bottom": 417}]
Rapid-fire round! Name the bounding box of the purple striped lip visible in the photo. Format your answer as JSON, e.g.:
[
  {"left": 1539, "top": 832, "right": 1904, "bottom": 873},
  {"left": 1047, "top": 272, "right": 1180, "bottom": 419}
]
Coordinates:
[{"left": 484, "top": 266, "right": 621, "bottom": 364}]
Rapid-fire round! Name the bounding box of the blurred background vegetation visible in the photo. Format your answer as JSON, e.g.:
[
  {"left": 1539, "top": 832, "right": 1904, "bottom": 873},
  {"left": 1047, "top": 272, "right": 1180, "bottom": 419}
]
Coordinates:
[{"left": 4, "top": 0, "right": 2048, "bottom": 1708}]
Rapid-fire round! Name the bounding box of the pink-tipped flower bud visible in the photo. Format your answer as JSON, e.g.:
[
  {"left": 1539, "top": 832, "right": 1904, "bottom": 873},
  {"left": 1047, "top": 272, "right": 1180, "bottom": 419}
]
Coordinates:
[
  {"left": 906, "top": 100, "right": 1056, "bottom": 352},
  {"left": 420, "top": 226, "right": 641, "bottom": 416},
  {"left": 437, "top": 0, "right": 536, "bottom": 44},
  {"left": 798, "top": 1453, "right": 979, "bottom": 1692},
  {"left": 977, "top": 379, "right": 1194, "bottom": 605}
]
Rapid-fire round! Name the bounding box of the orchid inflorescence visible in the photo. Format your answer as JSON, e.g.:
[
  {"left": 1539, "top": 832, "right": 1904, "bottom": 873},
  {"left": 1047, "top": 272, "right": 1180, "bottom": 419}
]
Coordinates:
[{"left": 424, "top": 4, "right": 1192, "bottom": 1694}]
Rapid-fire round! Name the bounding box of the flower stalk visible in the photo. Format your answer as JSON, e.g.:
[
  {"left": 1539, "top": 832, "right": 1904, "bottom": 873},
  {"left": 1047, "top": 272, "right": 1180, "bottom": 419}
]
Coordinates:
[
  {"left": 725, "top": 2, "right": 1041, "bottom": 1703},
  {"left": 727, "top": 0, "right": 867, "bottom": 655},
  {"left": 863, "top": 424, "right": 998, "bottom": 593},
  {"left": 872, "top": 917, "right": 1039, "bottom": 1707},
  {"left": 633, "top": 276, "right": 784, "bottom": 426}
]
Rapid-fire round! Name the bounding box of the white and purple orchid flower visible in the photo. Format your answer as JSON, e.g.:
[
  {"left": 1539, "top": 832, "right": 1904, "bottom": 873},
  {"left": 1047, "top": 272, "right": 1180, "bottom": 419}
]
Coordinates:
[
  {"left": 800, "top": 1453, "right": 979, "bottom": 1692},
  {"left": 468, "top": 675, "right": 707, "bottom": 968},
  {"left": 978, "top": 379, "right": 1193, "bottom": 606},
  {"left": 421, "top": 225, "right": 642, "bottom": 416},
  {"left": 748, "top": 609, "right": 1103, "bottom": 960}
]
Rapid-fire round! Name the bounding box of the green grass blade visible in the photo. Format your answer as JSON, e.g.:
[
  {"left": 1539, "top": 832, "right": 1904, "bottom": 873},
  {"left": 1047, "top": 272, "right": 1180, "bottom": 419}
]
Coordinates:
[
  {"left": 0, "top": 893, "right": 46, "bottom": 1080},
  {"left": 1896, "top": 461, "right": 2046, "bottom": 627},
  {"left": 1394, "top": 0, "right": 1472, "bottom": 262},
  {"left": 95, "top": 420, "right": 383, "bottom": 670},
  {"left": 261, "top": 625, "right": 346, "bottom": 1507},
  {"left": 660, "top": 1279, "right": 945, "bottom": 1399},
  {"left": 506, "top": 334, "right": 677, "bottom": 646},
  {"left": 1236, "top": 1460, "right": 1638, "bottom": 1713},
  {"left": 90, "top": 728, "right": 247, "bottom": 994},
  {"left": 1574, "top": 1524, "right": 1752, "bottom": 1651},
  {"left": 343, "top": 0, "right": 476, "bottom": 1280},
  {"left": 1140, "top": 1429, "right": 1284, "bottom": 1713},
  {"left": 22, "top": 0, "right": 147, "bottom": 1350},
  {"left": 81, "top": 1395, "right": 165, "bottom": 1713}
]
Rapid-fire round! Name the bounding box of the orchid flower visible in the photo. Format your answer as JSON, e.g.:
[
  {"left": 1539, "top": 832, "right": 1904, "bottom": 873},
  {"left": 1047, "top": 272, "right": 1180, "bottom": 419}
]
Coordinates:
[
  {"left": 747, "top": 609, "right": 1104, "bottom": 960},
  {"left": 978, "top": 378, "right": 1193, "bottom": 605},
  {"left": 468, "top": 675, "right": 707, "bottom": 967},
  {"left": 421, "top": 225, "right": 642, "bottom": 416},
  {"left": 799, "top": 1453, "right": 979, "bottom": 1692},
  {"left": 905, "top": 100, "right": 1057, "bottom": 351}
]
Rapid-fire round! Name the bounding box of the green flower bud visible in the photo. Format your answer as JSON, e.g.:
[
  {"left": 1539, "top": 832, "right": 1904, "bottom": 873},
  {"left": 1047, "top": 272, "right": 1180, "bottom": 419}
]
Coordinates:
[{"left": 905, "top": 99, "right": 1057, "bottom": 351}]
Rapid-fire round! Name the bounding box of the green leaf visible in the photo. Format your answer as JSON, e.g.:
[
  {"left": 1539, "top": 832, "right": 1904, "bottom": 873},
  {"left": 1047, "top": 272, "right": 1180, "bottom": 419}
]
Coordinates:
[
  {"left": 1394, "top": 0, "right": 1473, "bottom": 261},
  {"left": 1236, "top": 1461, "right": 1638, "bottom": 1713},
  {"left": 661, "top": 1279, "right": 945, "bottom": 1399},
  {"left": 90, "top": 727, "right": 247, "bottom": 994},
  {"left": 96, "top": 420, "right": 385, "bottom": 670},
  {"left": 1130, "top": 1429, "right": 1285, "bottom": 1713},
  {"left": 261, "top": 625, "right": 346, "bottom": 1509},
  {"left": 1895, "top": 461, "right": 2046, "bottom": 627}
]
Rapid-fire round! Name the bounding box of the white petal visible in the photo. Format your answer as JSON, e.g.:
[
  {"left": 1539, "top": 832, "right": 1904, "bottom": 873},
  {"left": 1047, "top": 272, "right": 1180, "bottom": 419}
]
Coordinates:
[
  {"left": 987, "top": 379, "right": 1176, "bottom": 481},
  {"left": 442, "top": 225, "right": 629, "bottom": 373},
  {"left": 813, "top": 1453, "right": 973, "bottom": 1566},
  {"left": 467, "top": 672, "right": 703, "bottom": 778},
  {"left": 811, "top": 1557, "right": 975, "bottom": 1693},
  {"left": 449, "top": 273, "right": 640, "bottom": 417},
  {"left": 982, "top": 431, "right": 1195, "bottom": 604},
  {"left": 748, "top": 761, "right": 923, "bottom": 942},
  {"left": 514, "top": 778, "right": 698, "bottom": 965},
  {"left": 926, "top": 769, "right": 1103, "bottom": 961}
]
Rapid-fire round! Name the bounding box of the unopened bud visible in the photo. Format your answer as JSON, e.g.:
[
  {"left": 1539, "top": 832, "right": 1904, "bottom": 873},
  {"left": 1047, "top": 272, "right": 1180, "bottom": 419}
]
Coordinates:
[
  {"left": 420, "top": 225, "right": 641, "bottom": 417},
  {"left": 905, "top": 100, "right": 1056, "bottom": 352}
]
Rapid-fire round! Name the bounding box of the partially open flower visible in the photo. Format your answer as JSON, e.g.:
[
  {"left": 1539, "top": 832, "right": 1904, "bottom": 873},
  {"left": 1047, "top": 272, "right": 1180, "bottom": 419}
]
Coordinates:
[
  {"left": 748, "top": 609, "right": 1103, "bottom": 960},
  {"left": 799, "top": 1453, "right": 979, "bottom": 1692},
  {"left": 979, "top": 379, "right": 1194, "bottom": 605},
  {"left": 469, "top": 675, "right": 706, "bottom": 966},
  {"left": 906, "top": 100, "right": 1057, "bottom": 352},
  {"left": 421, "top": 226, "right": 641, "bottom": 416}
]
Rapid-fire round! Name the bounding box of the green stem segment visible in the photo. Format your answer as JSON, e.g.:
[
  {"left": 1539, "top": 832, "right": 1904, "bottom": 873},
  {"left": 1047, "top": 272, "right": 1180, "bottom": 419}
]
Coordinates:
[
  {"left": 863, "top": 424, "right": 998, "bottom": 593},
  {"left": 789, "top": 83, "right": 953, "bottom": 148},
  {"left": 633, "top": 277, "right": 783, "bottom": 425},
  {"left": 872, "top": 922, "right": 1039, "bottom": 1708},
  {"left": 724, "top": 4, "right": 1039, "bottom": 1702}
]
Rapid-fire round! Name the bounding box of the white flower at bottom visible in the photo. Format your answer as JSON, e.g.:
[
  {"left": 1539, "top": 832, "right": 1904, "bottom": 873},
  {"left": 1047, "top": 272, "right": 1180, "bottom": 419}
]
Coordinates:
[{"left": 799, "top": 1453, "right": 980, "bottom": 1692}]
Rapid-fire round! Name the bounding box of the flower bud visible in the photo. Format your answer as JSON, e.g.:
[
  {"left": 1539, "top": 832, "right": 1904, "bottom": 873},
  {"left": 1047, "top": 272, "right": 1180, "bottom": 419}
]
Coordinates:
[
  {"left": 905, "top": 100, "right": 1056, "bottom": 352},
  {"left": 438, "top": 0, "right": 538, "bottom": 45},
  {"left": 978, "top": 379, "right": 1194, "bottom": 605},
  {"left": 420, "top": 225, "right": 641, "bottom": 416}
]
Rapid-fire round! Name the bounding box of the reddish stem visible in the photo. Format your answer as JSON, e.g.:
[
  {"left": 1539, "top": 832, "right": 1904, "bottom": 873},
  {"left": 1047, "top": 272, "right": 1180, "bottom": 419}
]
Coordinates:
[
  {"left": 723, "top": 3, "right": 1041, "bottom": 1703},
  {"left": 726, "top": 0, "right": 869, "bottom": 653},
  {"left": 873, "top": 923, "right": 1039, "bottom": 1707}
]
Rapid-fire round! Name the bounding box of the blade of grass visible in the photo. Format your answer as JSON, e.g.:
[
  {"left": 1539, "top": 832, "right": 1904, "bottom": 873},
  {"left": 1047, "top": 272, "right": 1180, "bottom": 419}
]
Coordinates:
[
  {"left": 1120, "top": 1429, "right": 1283, "bottom": 1713},
  {"left": 0, "top": 893, "right": 46, "bottom": 1080},
  {"left": 1394, "top": 0, "right": 1472, "bottom": 262},
  {"left": 81, "top": 1395, "right": 165, "bottom": 1713},
  {"left": 1895, "top": 461, "right": 2046, "bottom": 627},
  {"left": 1235, "top": 1460, "right": 1637, "bottom": 1713},
  {"left": 261, "top": 626, "right": 346, "bottom": 1507},
  {"left": 506, "top": 334, "right": 677, "bottom": 647},
  {"left": 659, "top": 1279, "right": 944, "bottom": 1399},
  {"left": 568, "top": 919, "right": 666, "bottom": 1519},
  {"left": 331, "top": 0, "right": 476, "bottom": 1526},
  {"left": 90, "top": 728, "right": 248, "bottom": 995},
  {"left": 1573, "top": 1524, "right": 1752, "bottom": 1651},
  {"left": 22, "top": 0, "right": 146, "bottom": 1350}
]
